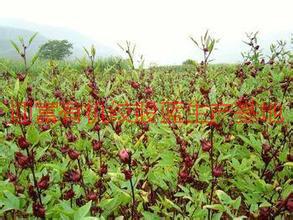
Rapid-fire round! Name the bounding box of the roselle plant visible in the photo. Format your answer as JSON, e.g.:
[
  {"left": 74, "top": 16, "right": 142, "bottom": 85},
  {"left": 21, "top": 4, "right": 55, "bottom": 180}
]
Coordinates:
[{"left": 0, "top": 31, "right": 292, "bottom": 220}]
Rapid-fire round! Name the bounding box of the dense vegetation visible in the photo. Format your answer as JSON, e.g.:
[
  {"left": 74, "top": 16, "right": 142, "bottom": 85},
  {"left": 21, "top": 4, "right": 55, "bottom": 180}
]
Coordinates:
[{"left": 0, "top": 32, "right": 292, "bottom": 219}]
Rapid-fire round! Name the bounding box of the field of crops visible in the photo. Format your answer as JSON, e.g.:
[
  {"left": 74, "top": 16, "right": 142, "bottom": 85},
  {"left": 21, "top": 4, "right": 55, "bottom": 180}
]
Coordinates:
[{"left": 0, "top": 32, "right": 292, "bottom": 219}]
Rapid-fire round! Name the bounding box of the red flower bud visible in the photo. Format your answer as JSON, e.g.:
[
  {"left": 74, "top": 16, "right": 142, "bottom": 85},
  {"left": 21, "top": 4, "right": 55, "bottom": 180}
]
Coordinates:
[
  {"left": 6, "top": 133, "right": 14, "bottom": 141},
  {"left": 115, "top": 123, "right": 122, "bottom": 135},
  {"left": 17, "top": 73, "right": 26, "bottom": 81},
  {"left": 6, "top": 172, "right": 17, "bottom": 182},
  {"left": 119, "top": 149, "right": 131, "bottom": 164},
  {"left": 33, "top": 202, "right": 45, "bottom": 218},
  {"left": 60, "top": 145, "right": 70, "bottom": 154},
  {"left": 15, "top": 152, "right": 32, "bottom": 168},
  {"left": 130, "top": 81, "right": 140, "bottom": 89},
  {"left": 286, "top": 197, "right": 293, "bottom": 212},
  {"left": 262, "top": 143, "right": 271, "bottom": 153},
  {"left": 66, "top": 131, "right": 77, "bottom": 142},
  {"left": 259, "top": 207, "right": 270, "bottom": 219},
  {"left": 99, "top": 164, "right": 108, "bottom": 176},
  {"left": 212, "top": 165, "right": 224, "bottom": 178},
  {"left": 144, "top": 87, "right": 153, "bottom": 96},
  {"left": 37, "top": 175, "right": 50, "bottom": 190},
  {"left": 68, "top": 149, "right": 80, "bottom": 160},
  {"left": 28, "top": 185, "right": 37, "bottom": 200},
  {"left": 93, "top": 123, "right": 100, "bottom": 132},
  {"left": 92, "top": 140, "right": 103, "bottom": 151},
  {"left": 122, "top": 169, "right": 133, "bottom": 180},
  {"left": 179, "top": 169, "right": 189, "bottom": 183},
  {"left": 3, "top": 99, "right": 9, "bottom": 106},
  {"left": 70, "top": 170, "right": 81, "bottom": 182},
  {"left": 40, "top": 124, "right": 50, "bottom": 132},
  {"left": 61, "top": 117, "right": 71, "bottom": 128},
  {"left": 17, "top": 136, "right": 29, "bottom": 149},
  {"left": 2, "top": 121, "right": 11, "bottom": 128},
  {"left": 262, "top": 152, "right": 271, "bottom": 164},
  {"left": 20, "top": 118, "right": 31, "bottom": 126},
  {"left": 146, "top": 100, "right": 157, "bottom": 109},
  {"left": 200, "top": 139, "right": 212, "bottom": 152},
  {"left": 15, "top": 184, "right": 24, "bottom": 194},
  {"left": 54, "top": 89, "right": 62, "bottom": 99},
  {"left": 63, "top": 188, "right": 75, "bottom": 200},
  {"left": 184, "top": 155, "right": 193, "bottom": 168},
  {"left": 0, "top": 108, "right": 5, "bottom": 117},
  {"left": 287, "top": 154, "right": 293, "bottom": 162},
  {"left": 87, "top": 191, "right": 97, "bottom": 201}
]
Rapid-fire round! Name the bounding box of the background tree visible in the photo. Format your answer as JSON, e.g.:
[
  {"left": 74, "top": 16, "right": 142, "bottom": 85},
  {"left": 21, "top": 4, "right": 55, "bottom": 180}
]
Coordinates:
[{"left": 39, "top": 40, "right": 73, "bottom": 60}]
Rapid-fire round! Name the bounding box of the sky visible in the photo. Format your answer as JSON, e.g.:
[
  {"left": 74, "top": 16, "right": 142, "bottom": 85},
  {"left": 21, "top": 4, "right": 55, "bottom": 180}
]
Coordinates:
[{"left": 1, "top": 0, "right": 292, "bottom": 64}]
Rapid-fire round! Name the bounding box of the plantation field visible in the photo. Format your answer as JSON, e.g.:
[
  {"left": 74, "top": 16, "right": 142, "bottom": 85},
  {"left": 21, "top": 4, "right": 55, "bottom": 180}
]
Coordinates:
[{"left": 0, "top": 33, "right": 292, "bottom": 220}]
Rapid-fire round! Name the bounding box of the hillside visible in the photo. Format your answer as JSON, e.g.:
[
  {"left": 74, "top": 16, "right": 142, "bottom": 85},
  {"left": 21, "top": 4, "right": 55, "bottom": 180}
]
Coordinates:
[
  {"left": 0, "top": 26, "right": 47, "bottom": 59},
  {"left": 0, "top": 19, "right": 116, "bottom": 59}
]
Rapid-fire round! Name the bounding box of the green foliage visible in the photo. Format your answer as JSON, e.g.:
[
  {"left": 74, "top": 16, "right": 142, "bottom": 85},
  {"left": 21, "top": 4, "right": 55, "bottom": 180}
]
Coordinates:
[
  {"left": 0, "top": 31, "right": 292, "bottom": 219},
  {"left": 39, "top": 40, "right": 73, "bottom": 60}
]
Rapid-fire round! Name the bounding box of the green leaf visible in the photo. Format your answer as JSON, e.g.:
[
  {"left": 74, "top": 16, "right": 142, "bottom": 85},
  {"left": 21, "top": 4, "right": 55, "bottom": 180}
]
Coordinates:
[
  {"left": 31, "top": 53, "right": 39, "bottom": 66},
  {"left": 18, "top": 36, "right": 24, "bottom": 44},
  {"left": 91, "top": 45, "right": 96, "bottom": 58},
  {"left": 10, "top": 40, "right": 20, "bottom": 54},
  {"left": 29, "top": 32, "right": 38, "bottom": 45},
  {"left": 2, "top": 191, "right": 20, "bottom": 211},
  {"left": 83, "top": 47, "right": 90, "bottom": 56},
  {"left": 74, "top": 201, "right": 92, "bottom": 220},
  {"left": 143, "top": 211, "right": 160, "bottom": 220},
  {"left": 284, "top": 162, "right": 293, "bottom": 167},
  {"left": 26, "top": 125, "right": 40, "bottom": 145},
  {"left": 216, "top": 190, "right": 233, "bottom": 205},
  {"left": 203, "top": 204, "right": 225, "bottom": 212},
  {"left": 14, "top": 79, "right": 20, "bottom": 97}
]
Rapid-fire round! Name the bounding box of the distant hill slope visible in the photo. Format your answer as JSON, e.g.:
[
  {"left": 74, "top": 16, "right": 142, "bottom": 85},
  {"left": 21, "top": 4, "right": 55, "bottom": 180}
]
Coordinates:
[
  {"left": 0, "top": 26, "right": 47, "bottom": 59},
  {"left": 0, "top": 19, "right": 116, "bottom": 60}
]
